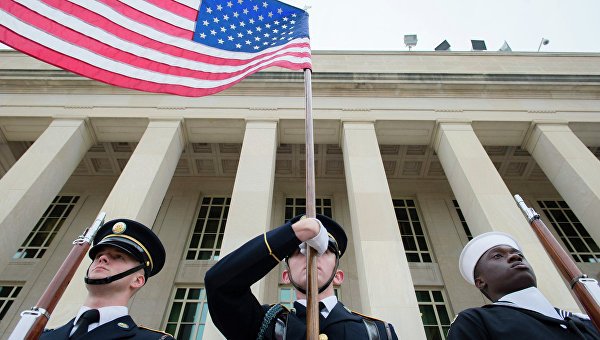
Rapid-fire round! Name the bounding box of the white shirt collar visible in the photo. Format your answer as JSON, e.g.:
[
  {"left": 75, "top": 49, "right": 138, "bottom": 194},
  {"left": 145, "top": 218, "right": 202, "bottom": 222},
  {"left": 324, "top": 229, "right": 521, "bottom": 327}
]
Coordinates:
[
  {"left": 495, "top": 287, "right": 562, "bottom": 320},
  {"left": 71, "top": 306, "right": 129, "bottom": 335},
  {"left": 296, "top": 295, "right": 338, "bottom": 318}
]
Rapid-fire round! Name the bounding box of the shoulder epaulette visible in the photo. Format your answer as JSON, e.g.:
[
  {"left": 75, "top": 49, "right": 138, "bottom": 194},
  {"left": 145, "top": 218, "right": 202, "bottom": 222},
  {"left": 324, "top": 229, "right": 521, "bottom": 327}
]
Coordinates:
[
  {"left": 139, "top": 325, "right": 174, "bottom": 337},
  {"left": 268, "top": 303, "right": 290, "bottom": 312},
  {"left": 349, "top": 308, "right": 386, "bottom": 323}
]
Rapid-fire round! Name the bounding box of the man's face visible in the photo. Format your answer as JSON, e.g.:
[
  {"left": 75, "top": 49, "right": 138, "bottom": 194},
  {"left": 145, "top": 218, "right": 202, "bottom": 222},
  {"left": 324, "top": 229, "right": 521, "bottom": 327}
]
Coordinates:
[
  {"left": 88, "top": 245, "right": 142, "bottom": 281},
  {"left": 284, "top": 247, "right": 340, "bottom": 290},
  {"left": 474, "top": 245, "right": 537, "bottom": 300}
]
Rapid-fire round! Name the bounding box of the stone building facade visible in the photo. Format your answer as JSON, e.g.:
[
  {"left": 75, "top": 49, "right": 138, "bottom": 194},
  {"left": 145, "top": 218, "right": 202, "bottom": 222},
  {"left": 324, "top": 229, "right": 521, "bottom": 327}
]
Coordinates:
[{"left": 0, "top": 50, "right": 599, "bottom": 339}]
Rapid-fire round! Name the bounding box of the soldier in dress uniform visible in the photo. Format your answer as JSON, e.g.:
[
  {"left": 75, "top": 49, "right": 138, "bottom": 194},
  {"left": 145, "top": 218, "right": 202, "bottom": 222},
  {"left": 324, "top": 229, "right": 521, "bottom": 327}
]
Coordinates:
[
  {"left": 205, "top": 214, "right": 399, "bottom": 340},
  {"left": 448, "top": 231, "right": 600, "bottom": 340},
  {"left": 40, "top": 218, "right": 174, "bottom": 340}
]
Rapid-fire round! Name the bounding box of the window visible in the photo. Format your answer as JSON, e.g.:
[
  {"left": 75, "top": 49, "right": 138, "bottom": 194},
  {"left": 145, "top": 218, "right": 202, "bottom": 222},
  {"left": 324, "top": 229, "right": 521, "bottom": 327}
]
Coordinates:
[
  {"left": 284, "top": 197, "right": 333, "bottom": 221},
  {"left": 393, "top": 199, "right": 433, "bottom": 262},
  {"left": 538, "top": 200, "right": 600, "bottom": 263},
  {"left": 415, "top": 289, "right": 452, "bottom": 340},
  {"left": 14, "top": 195, "right": 79, "bottom": 259},
  {"left": 186, "top": 197, "right": 230, "bottom": 261},
  {"left": 278, "top": 285, "right": 340, "bottom": 310},
  {"left": 452, "top": 200, "right": 473, "bottom": 240},
  {"left": 164, "top": 287, "right": 208, "bottom": 340},
  {"left": 0, "top": 285, "right": 22, "bottom": 321}
]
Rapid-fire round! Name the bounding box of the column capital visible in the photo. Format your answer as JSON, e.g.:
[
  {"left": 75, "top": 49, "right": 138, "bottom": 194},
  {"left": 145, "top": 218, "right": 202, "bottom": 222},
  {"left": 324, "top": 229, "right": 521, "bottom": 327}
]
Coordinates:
[
  {"left": 148, "top": 117, "right": 186, "bottom": 150},
  {"left": 51, "top": 116, "right": 97, "bottom": 146},
  {"left": 431, "top": 119, "right": 472, "bottom": 152},
  {"left": 521, "top": 119, "right": 569, "bottom": 152}
]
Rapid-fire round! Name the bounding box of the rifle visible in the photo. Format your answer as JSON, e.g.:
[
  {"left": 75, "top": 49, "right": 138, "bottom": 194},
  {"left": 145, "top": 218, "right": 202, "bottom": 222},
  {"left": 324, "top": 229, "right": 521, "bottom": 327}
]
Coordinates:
[
  {"left": 8, "top": 212, "right": 106, "bottom": 340},
  {"left": 514, "top": 195, "right": 600, "bottom": 332}
]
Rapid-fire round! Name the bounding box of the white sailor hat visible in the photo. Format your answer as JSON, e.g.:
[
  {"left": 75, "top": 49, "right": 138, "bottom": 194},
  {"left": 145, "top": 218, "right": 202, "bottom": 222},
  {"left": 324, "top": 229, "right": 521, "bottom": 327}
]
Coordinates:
[{"left": 459, "top": 232, "right": 522, "bottom": 285}]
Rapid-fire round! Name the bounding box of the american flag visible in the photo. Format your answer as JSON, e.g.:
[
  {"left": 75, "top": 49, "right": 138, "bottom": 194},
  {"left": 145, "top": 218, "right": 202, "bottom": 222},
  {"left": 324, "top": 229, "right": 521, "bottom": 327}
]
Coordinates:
[{"left": 0, "top": 0, "right": 311, "bottom": 97}]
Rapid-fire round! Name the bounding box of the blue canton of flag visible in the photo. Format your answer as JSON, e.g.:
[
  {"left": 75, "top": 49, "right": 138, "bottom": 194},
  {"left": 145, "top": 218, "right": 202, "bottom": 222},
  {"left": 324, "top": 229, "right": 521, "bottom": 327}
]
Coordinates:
[{"left": 193, "top": 0, "right": 309, "bottom": 53}]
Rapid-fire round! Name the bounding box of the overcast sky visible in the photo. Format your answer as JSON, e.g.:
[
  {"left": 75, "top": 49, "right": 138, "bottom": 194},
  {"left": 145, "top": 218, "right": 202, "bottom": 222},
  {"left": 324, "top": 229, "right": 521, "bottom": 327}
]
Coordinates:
[{"left": 284, "top": 0, "right": 600, "bottom": 52}]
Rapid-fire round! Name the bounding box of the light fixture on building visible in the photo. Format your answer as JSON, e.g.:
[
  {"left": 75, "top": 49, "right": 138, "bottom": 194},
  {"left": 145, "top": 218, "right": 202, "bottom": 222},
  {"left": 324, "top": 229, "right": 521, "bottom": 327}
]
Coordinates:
[
  {"left": 537, "top": 38, "right": 550, "bottom": 52},
  {"left": 498, "top": 41, "right": 512, "bottom": 52},
  {"left": 471, "top": 40, "right": 487, "bottom": 51},
  {"left": 435, "top": 40, "right": 451, "bottom": 51},
  {"left": 404, "top": 34, "right": 418, "bottom": 51}
]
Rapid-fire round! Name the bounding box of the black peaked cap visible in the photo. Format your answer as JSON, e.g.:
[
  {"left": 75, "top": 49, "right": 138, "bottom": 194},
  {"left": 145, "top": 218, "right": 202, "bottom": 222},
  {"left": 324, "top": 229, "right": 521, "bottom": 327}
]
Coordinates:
[
  {"left": 289, "top": 213, "right": 347, "bottom": 257},
  {"left": 89, "top": 219, "right": 166, "bottom": 278}
]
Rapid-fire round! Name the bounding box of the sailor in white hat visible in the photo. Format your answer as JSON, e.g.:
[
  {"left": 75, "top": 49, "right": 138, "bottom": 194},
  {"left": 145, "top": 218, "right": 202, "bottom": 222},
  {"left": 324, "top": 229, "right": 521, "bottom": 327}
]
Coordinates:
[{"left": 448, "top": 232, "right": 599, "bottom": 340}]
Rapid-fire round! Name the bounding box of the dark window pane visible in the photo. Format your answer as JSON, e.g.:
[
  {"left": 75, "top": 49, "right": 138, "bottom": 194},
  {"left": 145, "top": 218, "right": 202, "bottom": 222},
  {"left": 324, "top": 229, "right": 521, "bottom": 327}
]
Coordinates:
[
  {"left": 559, "top": 223, "right": 577, "bottom": 237},
  {"left": 558, "top": 201, "right": 569, "bottom": 208},
  {"left": 165, "top": 324, "right": 177, "bottom": 338},
  {"left": 399, "top": 222, "right": 412, "bottom": 235},
  {"left": 551, "top": 210, "right": 568, "bottom": 223},
  {"left": 323, "top": 208, "right": 332, "bottom": 217},
  {"left": 424, "top": 327, "right": 442, "bottom": 340},
  {"left": 186, "top": 251, "right": 196, "bottom": 260},
  {"left": 212, "top": 197, "right": 224, "bottom": 204},
  {"left": 407, "top": 200, "right": 415, "bottom": 207},
  {"left": 402, "top": 236, "right": 417, "bottom": 251},
  {"left": 570, "top": 238, "right": 588, "bottom": 252},
  {"left": 580, "top": 254, "right": 596, "bottom": 263},
  {"left": 202, "top": 197, "right": 210, "bottom": 204},
  {"left": 395, "top": 208, "right": 408, "bottom": 221},
  {"left": 199, "top": 206, "right": 208, "bottom": 217},
  {"left": 544, "top": 201, "right": 558, "bottom": 208},
  {"left": 324, "top": 199, "right": 331, "bottom": 205},
  {"left": 181, "top": 303, "right": 200, "bottom": 322},
  {"left": 189, "top": 235, "right": 200, "bottom": 249},
  {"left": 285, "top": 207, "right": 293, "bottom": 220},
  {"left": 58, "top": 196, "right": 72, "bottom": 203},
  {"left": 575, "top": 223, "right": 590, "bottom": 237},
  {"left": 198, "top": 251, "right": 211, "bottom": 260},
  {"left": 419, "top": 305, "right": 437, "bottom": 325},
  {"left": 406, "top": 253, "right": 420, "bottom": 262},
  {"left": 188, "top": 289, "right": 201, "bottom": 299},
  {"left": 436, "top": 305, "right": 450, "bottom": 324},
  {"left": 417, "top": 237, "right": 428, "bottom": 251},
  {"left": 432, "top": 291, "right": 443, "bottom": 302},
  {"left": 409, "top": 208, "right": 419, "bottom": 220},
  {"left": 297, "top": 198, "right": 306, "bottom": 206},
  {"left": 168, "top": 302, "right": 182, "bottom": 322},
  {"left": 0, "top": 287, "right": 11, "bottom": 298},
  {"left": 49, "top": 205, "right": 66, "bottom": 217},
  {"left": 413, "top": 222, "right": 423, "bottom": 235},
  {"left": 286, "top": 198, "right": 293, "bottom": 205},
  {"left": 204, "top": 220, "right": 220, "bottom": 233},
  {"left": 422, "top": 253, "right": 432, "bottom": 262},
  {"left": 175, "top": 288, "right": 186, "bottom": 299},
  {"left": 415, "top": 291, "right": 430, "bottom": 302},
  {"left": 177, "top": 324, "right": 195, "bottom": 340},
  {"left": 200, "top": 235, "right": 216, "bottom": 248},
  {"left": 208, "top": 207, "right": 222, "bottom": 218},
  {"left": 0, "top": 300, "right": 14, "bottom": 320}
]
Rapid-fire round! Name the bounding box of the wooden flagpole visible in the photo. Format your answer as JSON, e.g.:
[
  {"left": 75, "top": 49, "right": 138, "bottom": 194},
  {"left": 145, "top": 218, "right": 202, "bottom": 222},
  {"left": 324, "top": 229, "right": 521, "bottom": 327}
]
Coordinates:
[{"left": 303, "top": 68, "right": 319, "bottom": 340}]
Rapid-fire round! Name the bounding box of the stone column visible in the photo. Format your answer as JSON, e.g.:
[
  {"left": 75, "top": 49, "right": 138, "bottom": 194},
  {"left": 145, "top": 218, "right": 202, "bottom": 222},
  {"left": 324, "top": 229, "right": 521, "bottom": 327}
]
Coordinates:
[
  {"left": 48, "top": 118, "right": 185, "bottom": 327},
  {"left": 433, "top": 121, "right": 579, "bottom": 310},
  {"left": 203, "top": 119, "right": 278, "bottom": 340},
  {"left": 0, "top": 119, "right": 94, "bottom": 273},
  {"left": 524, "top": 122, "right": 600, "bottom": 243},
  {"left": 342, "top": 121, "right": 426, "bottom": 340},
  {"left": 0, "top": 130, "right": 16, "bottom": 178}
]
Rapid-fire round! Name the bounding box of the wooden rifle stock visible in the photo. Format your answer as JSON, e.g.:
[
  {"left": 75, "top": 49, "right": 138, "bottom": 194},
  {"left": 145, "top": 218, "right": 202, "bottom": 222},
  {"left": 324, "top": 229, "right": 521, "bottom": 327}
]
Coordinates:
[
  {"left": 304, "top": 68, "right": 319, "bottom": 340},
  {"left": 9, "top": 212, "right": 106, "bottom": 340},
  {"left": 514, "top": 195, "right": 600, "bottom": 332}
]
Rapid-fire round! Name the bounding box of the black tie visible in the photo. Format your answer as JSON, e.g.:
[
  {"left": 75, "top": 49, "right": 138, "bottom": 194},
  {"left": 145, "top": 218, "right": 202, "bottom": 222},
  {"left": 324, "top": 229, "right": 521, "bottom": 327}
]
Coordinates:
[
  {"left": 71, "top": 309, "right": 100, "bottom": 339},
  {"left": 319, "top": 302, "right": 326, "bottom": 313}
]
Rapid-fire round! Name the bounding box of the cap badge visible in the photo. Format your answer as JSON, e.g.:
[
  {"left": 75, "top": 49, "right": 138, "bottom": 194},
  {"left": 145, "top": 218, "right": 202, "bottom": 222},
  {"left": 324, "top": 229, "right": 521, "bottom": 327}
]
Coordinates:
[
  {"left": 117, "top": 322, "right": 129, "bottom": 329},
  {"left": 112, "top": 222, "right": 127, "bottom": 234},
  {"left": 319, "top": 334, "right": 328, "bottom": 340}
]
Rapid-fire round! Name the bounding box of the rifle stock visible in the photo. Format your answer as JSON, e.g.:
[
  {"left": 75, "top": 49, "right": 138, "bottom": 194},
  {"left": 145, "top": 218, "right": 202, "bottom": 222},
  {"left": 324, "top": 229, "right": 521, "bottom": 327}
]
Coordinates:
[
  {"left": 514, "top": 195, "right": 600, "bottom": 332},
  {"left": 9, "top": 212, "right": 106, "bottom": 340}
]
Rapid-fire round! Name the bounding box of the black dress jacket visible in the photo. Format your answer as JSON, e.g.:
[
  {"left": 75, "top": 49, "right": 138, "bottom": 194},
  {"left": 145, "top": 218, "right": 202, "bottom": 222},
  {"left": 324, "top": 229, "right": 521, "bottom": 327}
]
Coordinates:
[
  {"left": 448, "top": 304, "right": 600, "bottom": 340},
  {"left": 205, "top": 221, "right": 398, "bottom": 340},
  {"left": 39, "top": 315, "right": 174, "bottom": 340}
]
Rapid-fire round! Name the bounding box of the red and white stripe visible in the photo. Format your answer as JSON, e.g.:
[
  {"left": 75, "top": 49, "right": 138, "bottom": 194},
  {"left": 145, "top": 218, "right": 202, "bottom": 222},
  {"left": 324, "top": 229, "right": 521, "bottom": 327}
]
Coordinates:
[{"left": 0, "top": 0, "right": 312, "bottom": 97}]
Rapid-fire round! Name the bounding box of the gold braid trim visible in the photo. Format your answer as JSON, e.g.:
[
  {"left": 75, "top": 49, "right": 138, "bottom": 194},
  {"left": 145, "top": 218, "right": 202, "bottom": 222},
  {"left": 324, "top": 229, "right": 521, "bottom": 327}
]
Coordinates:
[{"left": 264, "top": 232, "right": 281, "bottom": 262}]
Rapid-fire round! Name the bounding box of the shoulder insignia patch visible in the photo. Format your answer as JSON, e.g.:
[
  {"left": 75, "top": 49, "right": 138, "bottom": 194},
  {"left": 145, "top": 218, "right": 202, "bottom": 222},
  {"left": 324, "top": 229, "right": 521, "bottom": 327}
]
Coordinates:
[
  {"left": 269, "top": 303, "right": 290, "bottom": 312},
  {"left": 350, "top": 309, "right": 386, "bottom": 323}
]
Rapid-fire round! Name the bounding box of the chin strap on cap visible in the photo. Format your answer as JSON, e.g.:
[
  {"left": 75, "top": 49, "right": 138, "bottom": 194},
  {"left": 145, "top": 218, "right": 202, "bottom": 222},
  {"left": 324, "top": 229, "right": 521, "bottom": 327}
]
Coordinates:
[
  {"left": 84, "top": 263, "right": 146, "bottom": 285},
  {"left": 285, "top": 250, "right": 340, "bottom": 295}
]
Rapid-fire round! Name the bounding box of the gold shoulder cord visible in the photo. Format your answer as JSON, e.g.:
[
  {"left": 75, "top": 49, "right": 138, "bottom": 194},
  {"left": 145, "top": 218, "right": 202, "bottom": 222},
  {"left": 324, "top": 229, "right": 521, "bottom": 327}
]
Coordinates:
[{"left": 264, "top": 232, "right": 281, "bottom": 262}]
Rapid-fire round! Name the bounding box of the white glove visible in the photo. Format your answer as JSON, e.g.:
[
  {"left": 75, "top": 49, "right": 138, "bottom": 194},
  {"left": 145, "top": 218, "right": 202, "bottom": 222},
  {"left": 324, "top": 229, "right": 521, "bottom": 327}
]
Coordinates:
[{"left": 299, "top": 218, "right": 329, "bottom": 256}]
